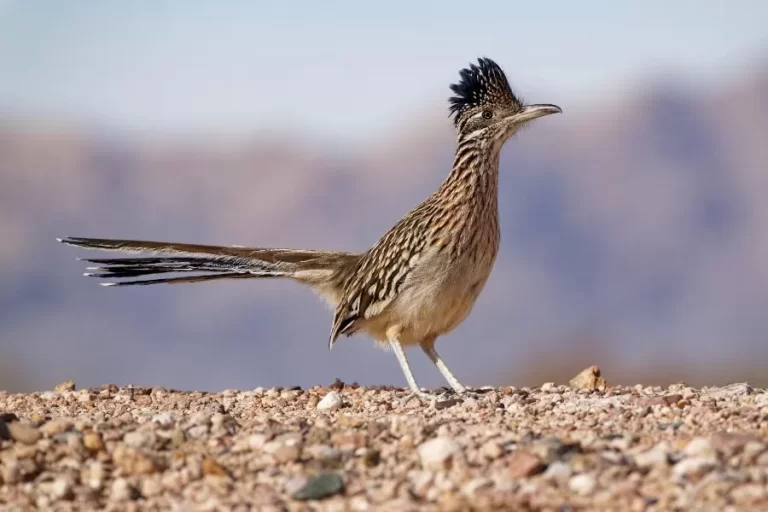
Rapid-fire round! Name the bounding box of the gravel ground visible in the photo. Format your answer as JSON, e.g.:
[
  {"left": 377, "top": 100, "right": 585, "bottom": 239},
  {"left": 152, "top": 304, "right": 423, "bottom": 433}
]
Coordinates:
[{"left": 2, "top": 370, "right": 768, "bottom": 511}]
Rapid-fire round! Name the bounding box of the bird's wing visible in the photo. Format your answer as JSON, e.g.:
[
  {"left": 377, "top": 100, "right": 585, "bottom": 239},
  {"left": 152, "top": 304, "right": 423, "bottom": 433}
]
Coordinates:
[{"left": 327, "top": 214, "right": 429, "bottom": 347}]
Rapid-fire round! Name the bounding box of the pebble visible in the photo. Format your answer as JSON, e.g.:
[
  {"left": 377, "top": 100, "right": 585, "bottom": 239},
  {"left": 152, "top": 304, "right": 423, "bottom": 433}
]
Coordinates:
[
  {"left": 683, "top": 437, "right": 716, "bottom": 458},
  {"left": 202, "top": 458, "right": 229, "bottom": 477},
  {"left": 418, "top": 437, "right": 461, "bottom": 470},
  {"left": 151, "top": 412, "right": 176, "bottom": 427},
  {"left": 83, "top": 432, "right": 105, "bottom": 452},
  {"left": 50, "top": 477, "right": 74, "bottom": 501},
  {"left": 634, "top": 441, "right": 671, "bottom": 468},
  {"left": 461, "top": 477, "right": 493, "bottom": 495},
  {"left": 569, "top": 474, "right": 597, "bottom": 495},
  {"left": 730, "top": 483, "right": 767, "bottom": 504},
  {"left": 284, "top": 476, "right": 309, "bottom": 496},
  {"left": 40, "top": 418, "right": 74, "bottom": 437},
  {"left": 507, "top": 449, "right": 545, "bottom": 478},
  {"left": 292, "top": 472, "right": 344, "bottom": 500},
  {"left": 317, "top": 391, "right": 343, "bottom": 411},
  {"left": 543, "top": 461, "right": 572, "bottom": 480},
  {"left": 111, "top": 478, "right": 140, "bottom": 501},
  {"left": 672, "top": 456, "right": 717, "bottom": 482},
  {"left": 7, "top": 421, "right": 41, "bottom": 444},
  {"left": 53, "top": 380, "right": 76, "bottom": 393},
  {"left": 569, "top": 365, "right": 607, "bottom": 391},
  {"left": 480, "top": 439, "right": 503, "bottom": 459},
  {"left": 123, "top": 430, "right": 156, "bottom": 449}
]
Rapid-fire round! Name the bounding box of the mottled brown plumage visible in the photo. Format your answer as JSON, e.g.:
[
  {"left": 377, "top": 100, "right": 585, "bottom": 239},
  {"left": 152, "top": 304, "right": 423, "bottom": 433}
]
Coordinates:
[{"left": 59, "top": 57, "right": 561, "bottom": 398}]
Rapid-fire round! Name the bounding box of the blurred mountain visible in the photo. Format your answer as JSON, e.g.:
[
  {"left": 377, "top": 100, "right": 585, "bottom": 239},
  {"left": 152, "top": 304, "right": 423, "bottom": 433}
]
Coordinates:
[{"left": 2, "top": 64, "right": 768, "bottom": 392}]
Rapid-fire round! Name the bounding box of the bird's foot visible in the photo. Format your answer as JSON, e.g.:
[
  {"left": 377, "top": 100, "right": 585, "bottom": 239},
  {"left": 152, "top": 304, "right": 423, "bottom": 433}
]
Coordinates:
[{"left": 400, "top": 388, "right": 453, "bottom": 407}]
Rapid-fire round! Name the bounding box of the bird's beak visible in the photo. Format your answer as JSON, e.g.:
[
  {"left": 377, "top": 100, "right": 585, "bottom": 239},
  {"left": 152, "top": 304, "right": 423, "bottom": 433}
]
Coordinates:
[{"left": 506, "top": 103, "right": 562, "bottom": 124}]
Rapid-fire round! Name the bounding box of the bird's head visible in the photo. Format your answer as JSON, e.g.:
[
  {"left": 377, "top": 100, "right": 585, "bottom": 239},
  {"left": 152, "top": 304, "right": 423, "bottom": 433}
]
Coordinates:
[{"left": 449, "top": 57, "right": 561, "bottom": 145}]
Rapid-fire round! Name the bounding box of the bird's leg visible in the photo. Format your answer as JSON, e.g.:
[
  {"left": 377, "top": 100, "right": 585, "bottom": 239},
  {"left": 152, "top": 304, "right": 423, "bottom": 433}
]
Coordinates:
[
  {"left": 388, "top": 336, "right": 443, "bottom": 403},
  {"left": 421, "top": 344, "right": 467, "bottom": 394}
]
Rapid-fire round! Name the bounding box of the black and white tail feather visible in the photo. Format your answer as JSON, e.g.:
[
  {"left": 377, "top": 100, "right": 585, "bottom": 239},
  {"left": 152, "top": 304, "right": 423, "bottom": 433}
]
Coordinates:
[{"left": 57, "top": 236, "right": 358, "bottom": 289}]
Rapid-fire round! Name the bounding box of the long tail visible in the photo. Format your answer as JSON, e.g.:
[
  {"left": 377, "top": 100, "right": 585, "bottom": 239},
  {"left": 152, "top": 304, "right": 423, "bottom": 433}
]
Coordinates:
[{"left": 58, "top": 236, "right": 360, "bottom": 288}]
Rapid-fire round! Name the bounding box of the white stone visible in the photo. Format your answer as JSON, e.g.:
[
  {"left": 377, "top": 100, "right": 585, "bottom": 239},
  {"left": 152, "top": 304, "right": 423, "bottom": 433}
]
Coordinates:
[
  {"left": 633, "top": 441, "right": 670, "bottom": 468},
  {"left": 151, "top": 412, "right": 176, "bottom": 427},
  {"left": 317, "top": 391, "right": 343, "bottom": 411},
  {"left": 672, "top": 456, "right": 717, "bottom": 481},
  {"left": 543, "top": 461, "right": 572, "bottom": 480},
  {"left": 683, "top": 437, "right": 716, "bottom": 458},
  {"left": 50, "top": 477, "right": 72, "bottom": 500},
  {"left": 461, "top": 477, "right": 493, "bottom": 495},
  {"left": 248, "top": 433, "right": 268, "bottom": 450},
  {"left": 418, "top": 437, "right": 461, "bottom": 470},
  {"left": 110, "top": 478, "right": 135, "bottom": 501},
  {"left": 123, "top": 430, "right": 155, "bottom": 449},
  {"left": 569, "top": 474, "right": 597, "bottom": 495}
]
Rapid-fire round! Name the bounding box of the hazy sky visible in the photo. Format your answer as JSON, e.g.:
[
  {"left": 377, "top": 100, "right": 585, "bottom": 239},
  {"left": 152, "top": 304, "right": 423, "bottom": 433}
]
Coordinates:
[{"left": 1, "top": 1, "right": 767, "bottom": 139}]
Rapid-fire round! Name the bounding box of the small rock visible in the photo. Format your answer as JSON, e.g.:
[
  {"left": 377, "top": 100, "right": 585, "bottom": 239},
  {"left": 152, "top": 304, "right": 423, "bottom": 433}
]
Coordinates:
[
  {"left": 248, "top": 433, "right": 268, "bottom": 450},
  {"left": 111, "top": 478, "right": 140, "bottom": 501},
  {"left": 507, "top": 449, "right": 545, "bottom": 478},
  {"left": 634, "top": 441, "right": 671, "bottom": 468},
  {"left": 710, "top": 432, "right": 759, "bottom": 455},
  {"left": 151, "top": 412, "right": 176, "bottom": 427},
  {"left": 284, "top": 476, "right": 309, "bottom": 496},
  {"left": 317, "top": 391, "right": 343, "bottom": 411},
  {"left": 541, "top": 382, "right": 556, "bottom": 392},
  {"left": 113, "top": 446, "right": 160, "bottom": 475},
  {"left": 264, "top": 433, "right": 303, "bottom": 463},
  {"left": 480, "top": 440, "right": 503, "bottom": 460},
  {"left": 706, "top": 383, "right": 753, "bottom": 400},
  {"left": 202, "top": 458, "right": 230, "bottom": 478},
  {"left": 672, "top": 456, "right": 717, "bottom": 482},
  {"left": 83, "top": 432, "right": 105, "bottom": 452},
  {"left": 569, "top": 366, "right": 607, "bottom": 391},
  {"left": 363, "top": 448, "right": 381, "bottom": 467},
  {"left": 410, "top": 471, "right": 434, "bottom": 496},
  {"left": 461, "top": 477, "right": 493, "bottom": 496},
  {"left": 186, "top": 424, "right": 209, "bottom": 440},
  {"left": 7, "top": 421, "right": 41, "bottom": 444},
  {"left": 639, "top": 394, "right": 683, "bottom": 407},
  {"left": 418, "top": 437, "right": 461, "bottom": 470},
  {"left": 53, "top": 380, "right": 76, "bottom": 392},
  {"left": 730, "top": 483, "right": 768, "bottom": 504},
  {"left": 569, "top": 474, "right": 597, "bottom": 496},
  {"left": 40, "top": 418, "right": 73, "bottom": 437},
  {"left": 140, "top": 478, "right": 163, "bottom": 498},
  {"left": 292, "top": 472, "right": 344, "bottom": 500},
  {"left": 84, "top": 461, "right": 106, "bottom": 490},
  {"left": 50, "top": 477, "right": 74, "bottom": 501},
  {"left": 543, "top": 461, "right": 572, "bottom": 480},
  {"left": 306, "top": 443, "right": 341, "bottom": 461},
  {"left": 123, "top": 430, "right": 156, "bottom": 449},
  {"left": 683, "top": 437, "right": 715, "bottom": 458},
  {"left": 434, "top": 398, "right": 461, "bottom": 410}
]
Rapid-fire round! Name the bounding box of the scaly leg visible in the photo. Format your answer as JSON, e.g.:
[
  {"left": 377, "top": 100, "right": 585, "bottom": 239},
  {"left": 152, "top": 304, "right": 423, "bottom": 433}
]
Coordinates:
[
  {"left": 421, "top": 344, "right": 467, "bottom": 394},
  {"left": 388, "top": 336, "right": 442, "bottom": 402}
]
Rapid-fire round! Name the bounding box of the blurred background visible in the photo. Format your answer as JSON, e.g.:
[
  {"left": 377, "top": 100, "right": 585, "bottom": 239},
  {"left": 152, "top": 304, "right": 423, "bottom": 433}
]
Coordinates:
[{"left": 2, "top": 1, "right": 768, "bottom": 392}]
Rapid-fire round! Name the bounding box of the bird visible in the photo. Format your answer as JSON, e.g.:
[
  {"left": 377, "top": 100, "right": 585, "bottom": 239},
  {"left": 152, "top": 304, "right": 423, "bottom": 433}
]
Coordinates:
[{"left": 59, "top": 57, "right": 561, "bottom": 400}]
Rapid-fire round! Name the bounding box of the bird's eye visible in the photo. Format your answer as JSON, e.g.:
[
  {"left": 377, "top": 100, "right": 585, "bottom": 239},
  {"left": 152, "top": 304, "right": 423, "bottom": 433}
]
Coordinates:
[{"left": 482, "top": 110, "right": 493, "bottom": 119}]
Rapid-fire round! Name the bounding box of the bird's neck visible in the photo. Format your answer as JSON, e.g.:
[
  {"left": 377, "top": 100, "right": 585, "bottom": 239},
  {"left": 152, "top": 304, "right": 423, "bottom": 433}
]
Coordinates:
[{"left": 438, "top": 137, "right": 500, "bottom": 206}]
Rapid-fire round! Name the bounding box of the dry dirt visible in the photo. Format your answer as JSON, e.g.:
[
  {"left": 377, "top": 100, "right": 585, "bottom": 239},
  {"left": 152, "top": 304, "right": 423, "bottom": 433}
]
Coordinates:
[{"left": 2, "top": 373, "right": 768, "bottom": 511}]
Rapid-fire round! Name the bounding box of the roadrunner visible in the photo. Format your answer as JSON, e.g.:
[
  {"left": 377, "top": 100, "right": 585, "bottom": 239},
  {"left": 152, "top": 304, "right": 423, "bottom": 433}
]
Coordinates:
[{"left": 59, "top": 57, "right": 561, "bottom": 399}]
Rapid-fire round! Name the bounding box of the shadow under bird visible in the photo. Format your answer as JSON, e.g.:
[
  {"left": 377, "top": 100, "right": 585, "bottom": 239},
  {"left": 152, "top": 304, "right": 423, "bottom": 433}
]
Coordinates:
[{"left": 59, "top": 57, "right": 561, "bottom": 400}]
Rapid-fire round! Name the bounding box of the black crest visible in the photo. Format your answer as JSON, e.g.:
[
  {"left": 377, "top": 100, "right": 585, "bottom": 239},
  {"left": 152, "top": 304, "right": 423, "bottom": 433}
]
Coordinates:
[{"left": 448, "top": 57, "right": 521, "bottom": 124}]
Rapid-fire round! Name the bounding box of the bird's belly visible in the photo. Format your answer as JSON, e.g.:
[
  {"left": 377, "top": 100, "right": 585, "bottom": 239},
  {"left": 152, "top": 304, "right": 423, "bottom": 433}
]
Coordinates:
[{"left": 370, "top": 257, "right": 493, "bottom": 346}]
